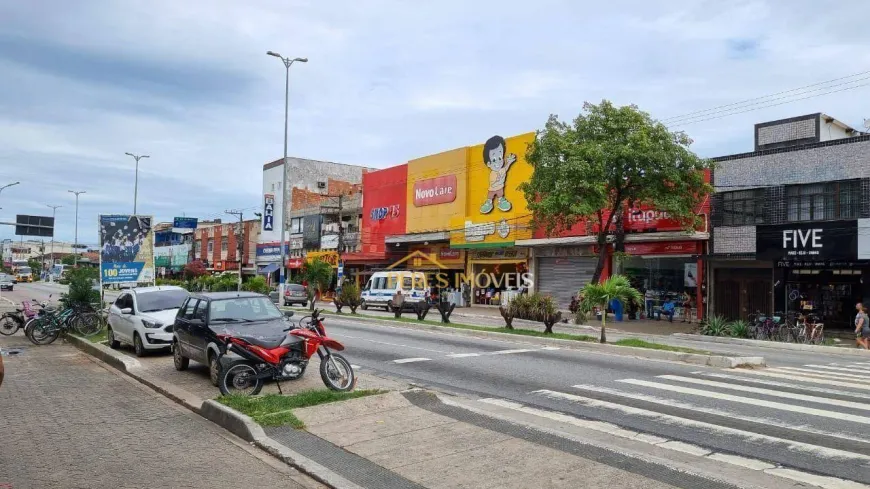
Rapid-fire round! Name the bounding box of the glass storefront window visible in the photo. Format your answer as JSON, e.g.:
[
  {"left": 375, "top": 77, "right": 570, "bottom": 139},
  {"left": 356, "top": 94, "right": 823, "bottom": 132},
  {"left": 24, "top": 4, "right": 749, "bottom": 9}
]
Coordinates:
[{"left": 622, "top": 257, "right": 698, "bottom": 320}]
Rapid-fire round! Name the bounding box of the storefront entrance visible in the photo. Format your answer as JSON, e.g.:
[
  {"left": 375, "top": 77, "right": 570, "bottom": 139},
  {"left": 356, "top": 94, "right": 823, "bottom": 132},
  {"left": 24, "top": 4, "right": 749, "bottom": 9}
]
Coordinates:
[
  {"left": 783, "top": 268, "right": 864, "bottom": 330},
  {"left": 466, "top": 248, "right": 529, "bottom": 306},
  {"left": 713, "top": 267, "right": 772, "bottom": 321},
  {"left": 536, "top": 255, "right": 597, "bottom": 310}
]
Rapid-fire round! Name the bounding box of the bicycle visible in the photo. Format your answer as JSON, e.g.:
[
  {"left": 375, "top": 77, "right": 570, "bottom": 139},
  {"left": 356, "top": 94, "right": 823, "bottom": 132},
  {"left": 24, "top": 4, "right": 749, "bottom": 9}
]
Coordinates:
[{"left": 24, "top": 301, "right": 105, "bottom": 345}]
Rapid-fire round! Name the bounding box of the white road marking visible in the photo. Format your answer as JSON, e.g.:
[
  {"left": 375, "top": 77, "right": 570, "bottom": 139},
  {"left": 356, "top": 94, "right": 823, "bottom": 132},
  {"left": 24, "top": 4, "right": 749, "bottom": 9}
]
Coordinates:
[
  {"left": 350, "top": 365, "right": 361, "bottom": 370},
  {"left": 706, "top": 453, "right": 775, "bottom": 471},
  {"left": 772, "top": 367, "right": 870, "bottom": 381},
  {"left": 338, "top": 334, "right": 453, "bottom": 354},
  {"left": 803, "top": 364, "right": 870, "bottom": 374},
  {"left": 617, "top": 379, "right": 870, "bottom": 424},
  {"left": 445, "top": 353, "right": 482, "bottom": 358},
  {"left": 656, "top": 375, "right": 870, "bottom": 411},
  {"left": 700, "top": 372, "right": 870, "bottom": 401},
  {"left": 488, "top": 348, "right": 537, "bottom": 355},
  {"left": 656, "top": 441, "right": 711, "bottom": 456},
  {"left": 536, "top": 388, "right": 870, "bottom": 462},
  {"left": 541, "top": 346, "right": 561, "bottom": 351},
  {"left": 735, "top": 369, "right": 870, "bottom": 391},
  {"left": 764, "top": 467, "right": 870, "bottom": 489},
  {"left": 392, "top": 357, "right": 431, "bottom": 364}
]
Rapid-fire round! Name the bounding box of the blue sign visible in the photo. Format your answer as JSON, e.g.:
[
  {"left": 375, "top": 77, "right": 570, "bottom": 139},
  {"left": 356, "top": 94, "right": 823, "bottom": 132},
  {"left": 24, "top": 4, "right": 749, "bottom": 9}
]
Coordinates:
[
  {"left": 99, "top": 214, "right": 154, "bottom": 284},
  {"left": 370, "top": 205, "right": 400, "bottom": 221},
  {"left": 256, "top": 243, "right": 290, "bottom": 258},
  {"left": 263, "top": 194, "right": 275, "bottom": 231},
  {"left": 173, "top": 217, "right": 198, "bottom": 229},
  {"left": 101, "top": 262, "right": 147, "bottom": 283}
]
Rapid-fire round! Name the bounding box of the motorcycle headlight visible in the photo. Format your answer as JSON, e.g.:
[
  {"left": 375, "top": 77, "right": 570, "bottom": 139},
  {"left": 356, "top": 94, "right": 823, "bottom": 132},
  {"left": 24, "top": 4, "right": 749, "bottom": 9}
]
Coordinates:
[{"left": 142, "top": 320, "right": 163, "bottom": 329}]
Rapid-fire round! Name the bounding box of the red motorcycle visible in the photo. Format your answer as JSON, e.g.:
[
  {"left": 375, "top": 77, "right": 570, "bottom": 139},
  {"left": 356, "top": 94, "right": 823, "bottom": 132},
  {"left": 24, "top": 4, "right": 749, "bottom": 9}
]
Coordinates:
[{"left": 216, "top": 309, "right": 355, "bottom": 396}]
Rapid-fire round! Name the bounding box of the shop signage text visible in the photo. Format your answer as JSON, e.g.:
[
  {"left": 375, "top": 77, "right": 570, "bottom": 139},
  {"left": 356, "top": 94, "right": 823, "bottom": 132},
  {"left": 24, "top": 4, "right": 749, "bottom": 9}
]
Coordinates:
[
  {"left": 306, "top": 251, "right": 339, "bottom": 268},
  {"left": 469, "top": 248, "right": 529, "bottom": 260},
  {"left": 439, "top": 248, "right": 461, "bottom": 260},
  {"left": 622, "top": 241, "right": 697, "bottom": 255},
  {"left": 286, "top": 258, "right": 304, "bottom": 269},
  {"left": 757, "top": 221, "right": 857, "bottom": 261},
  {"left": 256, "top": 243, "right": 290, "bottom": 259},
  {"left": 464, "top": 219, "right": 511, "bottom": 242},
  {"left": 371, "top": 205, "right": 401, "bottom": 221},
  {"left": 414, "top": 175, "right": 457, "bottom": 206},
  {"left": 262, "top": 194, "right": 274, "bottom": 231}
]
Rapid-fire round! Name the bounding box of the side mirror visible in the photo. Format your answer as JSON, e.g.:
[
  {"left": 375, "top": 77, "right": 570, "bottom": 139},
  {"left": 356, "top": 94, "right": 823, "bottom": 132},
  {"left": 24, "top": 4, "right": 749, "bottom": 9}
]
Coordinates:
[
  {"left": 120, "top": 308, "right": 133, "bottom": 315},
  {"left": 283, "top": 310, "right": 295, "bottom": 318}
]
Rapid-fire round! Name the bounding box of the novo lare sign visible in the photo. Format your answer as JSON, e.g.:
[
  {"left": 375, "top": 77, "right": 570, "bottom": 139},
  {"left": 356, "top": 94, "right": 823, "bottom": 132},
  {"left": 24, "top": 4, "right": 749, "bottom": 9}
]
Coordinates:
[{"left": 755, "top": 220, "right": 857, "bottom": 261}]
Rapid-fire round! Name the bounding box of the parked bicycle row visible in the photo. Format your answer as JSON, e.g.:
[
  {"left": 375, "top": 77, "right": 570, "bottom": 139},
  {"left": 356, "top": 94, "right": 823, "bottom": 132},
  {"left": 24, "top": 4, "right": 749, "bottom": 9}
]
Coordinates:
[
  {"left": 747, "top": 311, "right": 826, "bottom": 344},
  {"left": 0, "top": 295, "right": 106, "bottom": 344}
]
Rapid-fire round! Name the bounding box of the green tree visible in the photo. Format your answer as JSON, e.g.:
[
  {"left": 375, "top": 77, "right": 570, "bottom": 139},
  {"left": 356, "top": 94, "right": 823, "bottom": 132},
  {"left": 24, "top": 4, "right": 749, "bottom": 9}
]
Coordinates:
[
  {"left": 300, "top": 259, "right": 333, "bottom": 311},
  {"left": 520, "top": 100, "right": 712, "bottom": 283},
  {"left": 27, "top": 258, "right": 43, "bottom": 279},
  {"left": 60, "top": 266, "right": 100, "bottom": 309},
  {"left": 61, "top": 254, "right": 77, "bottom": 266},
  {"left": 579, "top": 275, "right": 642, "bottom": 344}
]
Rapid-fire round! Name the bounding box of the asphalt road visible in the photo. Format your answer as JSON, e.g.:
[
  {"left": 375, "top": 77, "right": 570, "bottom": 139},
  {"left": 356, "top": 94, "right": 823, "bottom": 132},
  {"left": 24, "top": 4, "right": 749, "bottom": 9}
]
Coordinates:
[{"left": 7, "top": 283, "right": 870, "bottom": 487}]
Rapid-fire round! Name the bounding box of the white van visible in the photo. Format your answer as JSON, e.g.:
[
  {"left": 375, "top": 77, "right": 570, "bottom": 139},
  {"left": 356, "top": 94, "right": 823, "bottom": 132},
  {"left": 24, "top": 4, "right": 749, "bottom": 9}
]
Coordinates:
[{"left": 361, "top": 271, "right": 428, "bottom": 311}]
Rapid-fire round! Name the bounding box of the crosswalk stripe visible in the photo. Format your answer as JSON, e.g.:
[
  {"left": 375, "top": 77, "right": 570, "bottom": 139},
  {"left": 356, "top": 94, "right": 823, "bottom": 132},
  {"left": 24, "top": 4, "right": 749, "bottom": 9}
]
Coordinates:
[
  {"left": 803, "top": 364, "right": 870, "bottom": 374},
  {"left": 617, "top": 379, "right": 870, "bottom": 424},
  {"left": 656, "top": 375, "right": 870, "bottom": 411},
  {"left": 769, "top": 367, "right": 870, "bottom": 382},
  {"left": 735, "top": 369, "right": 870, "bottom": 391},
  {"left": 764, "top": 467, "right": 870, "bottom": 489},
  {"left": 700, "top": 372, "right": 870, "bottom": 401},
  {"left": 535, "top": 388, "right": 870, "bottom": 463},
  {"left": 488, "top": 348, "right": 537, "bottom": 355},
  {"left": 445, "top": 353, "right": 482, "bottom": 358}
]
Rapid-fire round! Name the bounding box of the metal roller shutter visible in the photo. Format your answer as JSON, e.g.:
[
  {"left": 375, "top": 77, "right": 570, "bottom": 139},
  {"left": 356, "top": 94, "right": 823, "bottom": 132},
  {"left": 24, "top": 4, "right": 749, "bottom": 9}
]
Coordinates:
[{"left": 536, "top": 256, "right": 597, "bottom": 310}]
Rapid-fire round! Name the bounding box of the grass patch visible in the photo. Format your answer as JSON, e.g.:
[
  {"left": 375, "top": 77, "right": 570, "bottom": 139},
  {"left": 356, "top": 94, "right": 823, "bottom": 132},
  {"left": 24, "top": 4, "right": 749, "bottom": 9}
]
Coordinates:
[
  {"left": 613, "top": 338, "right": 709, "bottom": 355},
  {"left": 288, "top": 306, "right": 598, "bottom": 343},
  {"left": 86, "top": 330, "right": 108, "bottom": 344},
  {"left": 217, "top": 389, "right": 386, "bottom": 428}
]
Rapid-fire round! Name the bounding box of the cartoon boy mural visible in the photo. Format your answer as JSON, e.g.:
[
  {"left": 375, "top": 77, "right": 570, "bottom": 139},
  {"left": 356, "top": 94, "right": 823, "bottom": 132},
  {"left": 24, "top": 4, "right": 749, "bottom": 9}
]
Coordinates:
[{"left": 480, "top": 135, "right": 517, "bottom": 214}]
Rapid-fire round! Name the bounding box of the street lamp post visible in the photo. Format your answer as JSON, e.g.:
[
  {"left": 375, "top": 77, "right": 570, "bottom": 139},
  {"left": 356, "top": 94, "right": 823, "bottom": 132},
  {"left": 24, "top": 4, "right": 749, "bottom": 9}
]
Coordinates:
[
  {"left": 125, "top": 153, "right": 150, "bottom": 215},
  {"left": 266, "top": 50, "right": 307, "bottom": 294},
  {"left": 0, "top": 181, "right": 20, "bottom": 200},
  {"left": 46, "top": 204, "right": 62, "bottom": 280},
  {"left": 68, "top": 190, "right": 85, "bottom": 263}
]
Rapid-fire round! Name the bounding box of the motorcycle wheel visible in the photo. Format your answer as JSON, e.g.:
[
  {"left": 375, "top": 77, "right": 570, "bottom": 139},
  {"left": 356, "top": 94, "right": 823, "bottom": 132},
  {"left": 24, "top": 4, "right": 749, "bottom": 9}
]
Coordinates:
[
  {"left": 320, "top": 353, "right": 355, "bottom": 392},
  {"left": 27, "top": 318, "right": 60, "bottom": 345},
  {"left": 219, "top": 361, "right": 264, "bottom": 396},
  {"left": 0, "top": 315, "right": 21, "bottom": 335}
]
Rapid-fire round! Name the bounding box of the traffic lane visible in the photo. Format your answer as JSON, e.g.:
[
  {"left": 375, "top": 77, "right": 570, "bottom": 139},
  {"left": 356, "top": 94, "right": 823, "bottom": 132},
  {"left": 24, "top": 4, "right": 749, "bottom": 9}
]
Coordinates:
[{"left": 1, "top": 282, "right": 120, "bottom": 306}]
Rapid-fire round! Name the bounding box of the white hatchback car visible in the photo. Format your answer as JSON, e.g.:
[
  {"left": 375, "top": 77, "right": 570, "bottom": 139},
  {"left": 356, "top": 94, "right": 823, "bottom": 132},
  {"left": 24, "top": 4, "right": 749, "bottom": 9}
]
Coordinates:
[{"left": 107, "top": 286, "right": 190, "bottom": 356}]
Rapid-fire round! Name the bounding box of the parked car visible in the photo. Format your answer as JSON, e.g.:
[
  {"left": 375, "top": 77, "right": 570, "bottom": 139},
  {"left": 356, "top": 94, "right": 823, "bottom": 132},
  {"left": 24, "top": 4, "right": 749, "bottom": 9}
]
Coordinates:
[
  {"left": 107, "top": 286, "right": 190, "bottom": 356},
  {"left": 172, "top": 291, "right": 294, "bottom": 387},
  {"left": 0, "top": 273, "right": 12, "bottom": 291},
  {"left": 361, "top": 270, "right": 428, "bottom": 310},
  {"left": 283, "top": 283, "right": 308, "bottom": 307}
]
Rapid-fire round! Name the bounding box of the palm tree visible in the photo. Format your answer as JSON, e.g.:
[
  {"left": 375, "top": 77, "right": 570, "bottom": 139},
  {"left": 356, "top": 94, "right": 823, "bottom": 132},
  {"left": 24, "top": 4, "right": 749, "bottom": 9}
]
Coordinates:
[
  {"left": 579, "top": 275, "right": 642, "bottom": 344},
  {"left": 300, "top": 259, "right": 334, "bottom": 311}
]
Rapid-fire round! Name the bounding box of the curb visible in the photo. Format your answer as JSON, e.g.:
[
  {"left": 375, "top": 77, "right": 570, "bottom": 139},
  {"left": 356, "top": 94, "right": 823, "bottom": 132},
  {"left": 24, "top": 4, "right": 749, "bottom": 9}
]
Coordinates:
[
  {"left": 313, "top": 313, "right": 765, "bottom": 369},
  {"left": 67, "top": 334, "right": 357, "bottom": 489},
  {"left": 672, "top": 333, "right": 869, "bottom": 356}
]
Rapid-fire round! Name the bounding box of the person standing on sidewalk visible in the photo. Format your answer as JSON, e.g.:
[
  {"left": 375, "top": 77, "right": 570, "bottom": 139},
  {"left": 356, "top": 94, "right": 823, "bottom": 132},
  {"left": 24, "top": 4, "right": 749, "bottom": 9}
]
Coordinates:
[{"left": 854, "top": 303, "right": 869, "bottom": 349}]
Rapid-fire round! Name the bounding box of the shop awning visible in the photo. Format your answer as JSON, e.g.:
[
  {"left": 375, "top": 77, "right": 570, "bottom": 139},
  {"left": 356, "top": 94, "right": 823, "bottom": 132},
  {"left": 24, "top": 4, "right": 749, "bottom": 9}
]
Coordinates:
[
  {"left": 515, "top": 231, "right": 709, "bottom": 247},
  {"left": 258, "top": 263, "right": 279, "bottom": 275}
]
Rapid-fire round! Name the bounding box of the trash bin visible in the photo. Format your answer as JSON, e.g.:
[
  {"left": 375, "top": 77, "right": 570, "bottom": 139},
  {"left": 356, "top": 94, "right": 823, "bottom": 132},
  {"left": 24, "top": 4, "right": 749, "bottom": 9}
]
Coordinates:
[{"left": 610, "top": 299, "right": 624, "bottom": 322}]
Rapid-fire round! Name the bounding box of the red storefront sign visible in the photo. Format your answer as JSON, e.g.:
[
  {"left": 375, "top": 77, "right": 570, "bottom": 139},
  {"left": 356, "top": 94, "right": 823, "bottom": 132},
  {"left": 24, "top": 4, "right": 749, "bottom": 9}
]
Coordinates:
[
  {"left": 361, "top": 165, "right": 408, "bottom": 255},
  {"left": 286, "top": 258, "right": 304, "bottom": 269},
  {"left": 439, "top": 248, "right": 461, "bottom": 260},
  {"left": 623, "top": 241, "right": 698, "bottom": 255},
  {"left": 413, "top": 175, "right": 457, "bottom": 206}
]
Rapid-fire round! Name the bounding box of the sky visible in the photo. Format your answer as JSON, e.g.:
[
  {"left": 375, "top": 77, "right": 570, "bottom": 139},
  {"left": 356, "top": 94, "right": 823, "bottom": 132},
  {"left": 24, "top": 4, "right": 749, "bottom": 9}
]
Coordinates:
[{"left": 1, "top": 0, "right": 869, "bottom": 245}]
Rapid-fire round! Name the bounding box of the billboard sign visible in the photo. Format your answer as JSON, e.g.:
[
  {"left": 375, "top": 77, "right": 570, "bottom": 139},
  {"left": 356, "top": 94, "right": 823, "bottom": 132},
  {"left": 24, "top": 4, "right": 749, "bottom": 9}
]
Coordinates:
[
  {"left": 99, "top": 215, "right": 155, "bottom": 284},
  {"left": 413, "top": 175, "right": 457, "bottom": 206},
  {"left": 263, "top": 194, "right": 275, "bottom": 231},
  {"left": 302, "top": 215, "right": 322, "bottom": 249},
  {"left": 15, "top": 215, "right": 54, "bottom": 237},
  {"left": 756, "top": 221, "right": 857, "bottom": 261}
]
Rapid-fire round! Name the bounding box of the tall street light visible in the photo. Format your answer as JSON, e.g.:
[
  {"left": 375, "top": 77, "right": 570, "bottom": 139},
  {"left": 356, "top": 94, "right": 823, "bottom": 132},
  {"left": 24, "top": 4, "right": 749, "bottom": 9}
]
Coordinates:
[
  {"left": 266, "top": 50, "right": 307, "bottom": 293},
  {"left": 0, "top": 181, "right": 20, "bottom": 199},
  {"left": 68, "top": 190, "right": 85, "bottom": 261},
  {"left": 46, "top": 204, "right": 62, "bottom": 278},
  {"left": 125, "top": 152, "right": 149, "bottom": 215}
]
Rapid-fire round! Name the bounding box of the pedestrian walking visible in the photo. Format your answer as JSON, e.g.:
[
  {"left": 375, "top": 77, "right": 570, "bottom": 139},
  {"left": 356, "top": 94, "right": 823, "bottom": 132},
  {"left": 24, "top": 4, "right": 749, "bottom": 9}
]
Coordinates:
[{"left": 854, "top": 303, "right": 869, "bottom": 349}]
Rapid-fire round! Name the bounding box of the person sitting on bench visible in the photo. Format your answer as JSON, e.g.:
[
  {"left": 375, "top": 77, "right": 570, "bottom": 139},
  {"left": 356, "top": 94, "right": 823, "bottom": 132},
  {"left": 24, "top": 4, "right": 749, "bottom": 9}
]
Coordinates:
[{"left": 657, "top": 298, "right": 675, "bottom": 322}]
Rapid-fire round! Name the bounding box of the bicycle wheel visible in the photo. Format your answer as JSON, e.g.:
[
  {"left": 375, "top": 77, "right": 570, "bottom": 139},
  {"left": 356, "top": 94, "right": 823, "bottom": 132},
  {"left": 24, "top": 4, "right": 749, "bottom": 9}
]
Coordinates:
[
  {"left": 27, "top": 317, "right": 60, "bottom": 345},
  {"left": 72, "top": 312, "right": 103, "bottom": 336},
  {"left": 0, "top": 315, "right": 21, "bottom": 335}
]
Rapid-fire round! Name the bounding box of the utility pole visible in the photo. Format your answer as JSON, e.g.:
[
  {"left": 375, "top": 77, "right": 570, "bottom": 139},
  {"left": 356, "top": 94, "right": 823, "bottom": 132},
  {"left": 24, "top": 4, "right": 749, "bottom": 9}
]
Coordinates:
[
  {"left": 319, "top": 192, "right": 347, "bottom": 290},
  {"left": 125, "top": 153, "right": 150, "bottom": 215},
  {"left": 68, "top": 190, "right": 86, "bottom": 263},
  {"left": 225, "top": 209, "right": 245, "bottom": 291},
  {"left": 46, "top": 204, "right": 62, "bottom": 280}
]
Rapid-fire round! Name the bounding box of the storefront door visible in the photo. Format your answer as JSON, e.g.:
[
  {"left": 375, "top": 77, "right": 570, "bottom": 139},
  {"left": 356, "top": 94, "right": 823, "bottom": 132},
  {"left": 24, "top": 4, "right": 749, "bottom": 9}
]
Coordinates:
[
  {"left": 537, "top": 256, "right": 597, "bottom": 310},
  {"left": 714, "top": 268, "right": 772, "bottom": 321},
  {"left": 784, "top": 269, "right": 863, "bottom": 329}
]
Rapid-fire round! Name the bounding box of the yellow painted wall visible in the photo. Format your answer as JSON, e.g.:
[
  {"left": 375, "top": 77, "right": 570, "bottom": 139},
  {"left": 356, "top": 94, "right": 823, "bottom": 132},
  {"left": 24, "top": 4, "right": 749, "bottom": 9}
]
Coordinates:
[
  {"left": 450, "top": 132, "right": 536, "bottom": 247},
  {"left": 406, "top": 147, "right": 467, "bottom": 234}
]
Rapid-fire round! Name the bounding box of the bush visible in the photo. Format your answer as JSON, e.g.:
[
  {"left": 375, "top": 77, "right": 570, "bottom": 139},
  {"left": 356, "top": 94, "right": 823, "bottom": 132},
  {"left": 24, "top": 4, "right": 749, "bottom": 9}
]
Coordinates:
[
  {"left": 701, "top": 315, "right": 730, "bottom": 337},
  {"left": 60, "top": 267, "right": 100, "bottom": 309},
  {"left": 242, "top": 276, "right": 270, "bottom": 295},
  {"left": 336, "top": 283, "right": 361, "bottom": 314},
  {"left": 156, "top": 278, "right": 185, "bottom": 287},
  {"left": 728, "top": 319, "right": 750, "bottom": 339},
  {"left": 500, "top": 293, "right": 562, "bottom": 334}
]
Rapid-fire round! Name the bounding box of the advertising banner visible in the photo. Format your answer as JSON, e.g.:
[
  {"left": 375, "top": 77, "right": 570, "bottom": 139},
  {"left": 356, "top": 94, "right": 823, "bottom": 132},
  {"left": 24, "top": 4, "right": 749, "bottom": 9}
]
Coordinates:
[
  {"left": 302, "top": 215, "right": 322, "bottom": 249},
  {"left": 263, "top": 194, "right": 275, "bottom": 231},
  {"left": 450, "top": 132, "right": 536, "bottom": 247},
  {"left": 406, "top": 148, "right": 466, "bottom": 234},
  {"left": 154, "top": 247, "right": 172, "bottom": 267},
  {"left": 256, "top": 242, "right": 290, "bottom": 261},
  {"left": 756, "top": 221, "right": 857, "bottom": 261},
  {"left": 170, "top": 244, "right": 191, "bottom": 268},
  {"left": 99, "top": 215, "right": 155, "bottom": 284},
  {"left": 361, "top": 164, "right": 408, "bottom": 254}
]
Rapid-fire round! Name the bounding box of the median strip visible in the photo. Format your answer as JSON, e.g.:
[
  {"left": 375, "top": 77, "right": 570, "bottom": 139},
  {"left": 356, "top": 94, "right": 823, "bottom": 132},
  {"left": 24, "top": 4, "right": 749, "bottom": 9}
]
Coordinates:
[{"left": 216, "top": 389, "right": 387, "bottom": 428}]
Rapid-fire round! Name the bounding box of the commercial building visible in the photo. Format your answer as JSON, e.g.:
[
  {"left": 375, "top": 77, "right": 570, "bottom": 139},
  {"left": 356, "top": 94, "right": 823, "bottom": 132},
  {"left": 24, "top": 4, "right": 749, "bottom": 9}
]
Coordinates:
[
  {"left": 193, "top": 219, "right": 259, "bottom": 277},
  {"left": 153, "top": 220, "right": 198, "bottom": 277},
  {"left": 258, "top": 157, "right": 371, "bottom": 279},
  {"left": 710, "top": 113, "right": 870, "bottom": 329}
]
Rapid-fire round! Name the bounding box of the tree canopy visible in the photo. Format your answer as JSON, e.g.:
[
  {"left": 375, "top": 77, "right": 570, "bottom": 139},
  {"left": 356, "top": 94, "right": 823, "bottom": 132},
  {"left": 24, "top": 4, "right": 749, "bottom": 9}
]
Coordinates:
[{"left": 520, "top": 100, "right": 712, "bottom": 283}]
